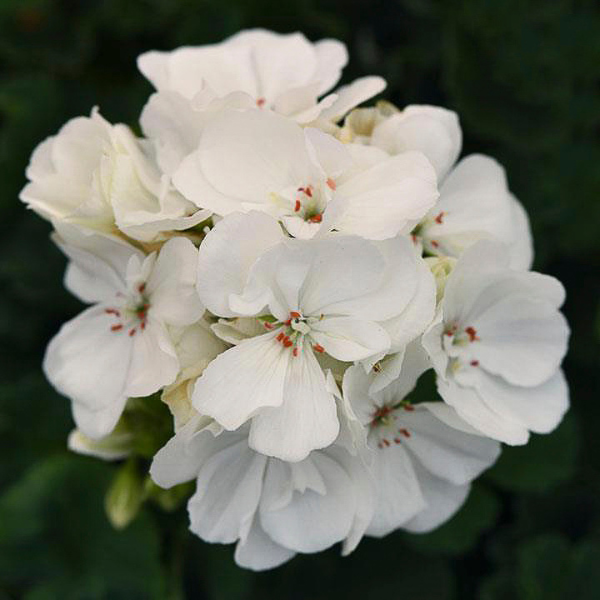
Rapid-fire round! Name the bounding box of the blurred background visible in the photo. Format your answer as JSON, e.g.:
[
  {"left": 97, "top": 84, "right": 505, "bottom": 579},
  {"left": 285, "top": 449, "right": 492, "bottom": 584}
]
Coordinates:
[{"left": 1, "top": 1, "right": 599, "bottom": 598}]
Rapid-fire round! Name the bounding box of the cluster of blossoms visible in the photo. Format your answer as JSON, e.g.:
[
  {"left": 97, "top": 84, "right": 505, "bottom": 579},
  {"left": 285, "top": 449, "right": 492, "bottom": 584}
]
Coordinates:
[{"left": 23, "top": 30, "right": 570, "bottom": 570}]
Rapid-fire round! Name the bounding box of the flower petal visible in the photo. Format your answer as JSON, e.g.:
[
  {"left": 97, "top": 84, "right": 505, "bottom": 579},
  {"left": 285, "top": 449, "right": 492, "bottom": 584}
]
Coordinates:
[
  {"left": 192, "top": 332, "right": 290, "bottom": 430},
  {"left": 234, "top": 517, "right": 296, "bottom": 571},
  {"left": 259, "top": 452, "right": 355, "bottom": 552},
  {"left": 310, "top": 317, "right": 390, "bottom": 362},
  {"left": 188, "top": 438, "right": 267, "bottom": 544},
  {"left": 249, "top": 347, "right": 338, "bottom": 461},
  {"left": 146, "top": 237, "right": 204, "bottom": 326},
  {"left": 372, "top": 105, "right": 461, "bottom": 180},
  {"left": 196, "top": 211, "right": 283, "bottom": 317}
]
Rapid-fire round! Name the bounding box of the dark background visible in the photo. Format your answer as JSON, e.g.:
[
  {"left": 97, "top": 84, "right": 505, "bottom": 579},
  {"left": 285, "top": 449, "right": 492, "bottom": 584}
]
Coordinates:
[{"left": 1, "top": 1, "right": 599, "bottom": 598}]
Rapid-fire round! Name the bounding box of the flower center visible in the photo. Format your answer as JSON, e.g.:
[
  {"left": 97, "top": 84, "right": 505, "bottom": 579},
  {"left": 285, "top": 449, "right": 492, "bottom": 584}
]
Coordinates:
[
  {"left": 260, "top": 311, "right": 324, "bottom": 357},
  {"left": 368, "top": 402, "right": 414, "bottom": 449},
  {"left": 105, "top": 283, "right": 150, "bottom": 337}
]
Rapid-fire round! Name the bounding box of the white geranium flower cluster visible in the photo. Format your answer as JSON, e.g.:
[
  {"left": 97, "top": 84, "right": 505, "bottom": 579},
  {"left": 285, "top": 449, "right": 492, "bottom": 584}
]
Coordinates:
[{"left": 22, "top": 29, "right": 570, "bottom": 570}]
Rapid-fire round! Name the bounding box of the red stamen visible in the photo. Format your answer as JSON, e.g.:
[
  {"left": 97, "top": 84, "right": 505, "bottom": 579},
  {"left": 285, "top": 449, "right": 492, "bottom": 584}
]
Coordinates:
[
  {"left": 294, "top": 200, "right": 301, "bottom": 212},
  {"left": 309, "top": 214, "right": 322, "bottom": 223},
  {"left": 138, "top": 282, "right": 146, "bottom": 293},
  {"left": 326, "top": 177, "right": 336, "bottom": 190},
  {"left": 264, "top": 322, "right": 274, "bottom": 330},
  {"left": 403, "top": 404, "right": 415, "bottom": 412},
  {"left": 304, "top": 186, "right": 313, "bottom": 198},
  {"left": 382, "top": 439, "right": 391, "bottom": 447},
  {"left": 140, "top": 321, "right": 146, "bottom": 330},
  {"left": 129, "top": 328, "right": 136, "bottom": 337},
  {"left": 256, "top": 97, "right": 265, "bottom": 107},
  {"left": 290, "top": 311, "right": 301, "bottom": 319},
  {"left": 292, "top": 347, "right": 299, "bottom": 357},
  {"left": 411, "top": 234, "right": 417, "bottom": 244},
  {"left": 313, "top": 344, "right": 325, "bottom": 353},
  {"left": 105, "top": 308, "right": 120, "bottom": 316},
  {"left": 394, "top": 438, "right": 402, "bottom": 444},
  {"left": 276, "top": 332, "right": 284, "bottom": 342},
  {"left": 111, "top": 324, "right": 123, "bottom": 332},
  {"left": 465, "top": 326, "right": 480, "bottom": 342},
  {"left": 431, "top": 240, "right": 439, "bottom": 248},
  {"left": 283, "top": 337, "right": 293, "bottom": 348},
  {"left": 434, "top": 211, "right": 445, "bottom": 225},
  {"left": 470, "top": 360, "right": 479, "bottom": 367},
  {"left": 399, "top": 428, "right": 411, "bottom": 438},
  {"left": 284, "top": 319, "right": 291, "bottom": 326}
]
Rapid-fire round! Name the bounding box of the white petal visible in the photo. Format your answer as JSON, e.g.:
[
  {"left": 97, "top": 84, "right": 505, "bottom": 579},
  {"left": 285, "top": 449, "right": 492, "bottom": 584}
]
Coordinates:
[
  {"left": 402, "top": 465, "right": 470, "bottom": 533},
  {"left": 196, "top": 211, "right": 283, "bottom": 317},
  {"left": 474, "top": 369, "right": 569, "bottom": 435},
  {"left": 150, "top": 420, "right": 218, "bottom": 489},
  {"left": 125, "top": 318, "right": 179, "bottom": 397},
  {"left": 401, "top": 404, "right": 500, "bottom": 485},
  {"left": 175, "top": 109, "right": 312, "bottom": 214},
  {"left": 192, "top": 332, "right": 290, "bottom": 430},
  {"left": 382, "top": 255, "right": 437, "bottom": 353},
  {"left": 54, "top": 222, "right": 139, "bottom": 304},
  {"left": 146, "top": 237, "right": 204, "bottom": 325},
  {"left": 43, "top": 305, "right": 132, "bottom": 411},
  {"left": 436, "top": 377, "right": 530, "bottom": 445},
  {"left": 319, "top": 76, "right": 387, "bottom": 122},
  {"left": 189, "top": 439, "right": 267, "bottom": 544},
  {"left": 259, "top": 452, "right": 355, "bottom": 552},
  {"left": 466, "top": 285, "right": 569, "bottom": 387},
  {"left": 296, "top": 236, "right": 385, "bottom": 316},
  {"left": 334, "top": 151, "right": 439, "bottom": 240},
  {"left": 234, "top": 517, "right": 296, "bottom": 571},
  {"left": 71, "top": 397, "right": 127, "bottom": 440},
  {"left": 249, "top": 347, "right": 338, "bottom": 462},
  {"left": 366, "top": 445, "right": 426, "bottom": 537},
  {"left": 313, "top": 38, "right": 348, "bottom": 95},
  {"left": 310, "top": 317, "right": 390, "bottom": 362},
  {"left": 304, "top": 127, "right": 352, "bottom": 177},
  {"left": 372, "top": 105, "right": 461, "bottom": 180}
]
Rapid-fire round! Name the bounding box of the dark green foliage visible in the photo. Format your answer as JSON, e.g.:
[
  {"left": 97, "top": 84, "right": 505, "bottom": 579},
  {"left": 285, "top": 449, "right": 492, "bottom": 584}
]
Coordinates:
[{"left": 0, "top": 0, "right": 598, "bottom": 598}]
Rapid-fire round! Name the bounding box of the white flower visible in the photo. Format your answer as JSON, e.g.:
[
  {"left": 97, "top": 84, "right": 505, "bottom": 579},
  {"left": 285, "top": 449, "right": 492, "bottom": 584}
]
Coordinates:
[
  {"left": 343, "top": 343, "right": 500, "bottom": 536},
  {"left": 150, "top": 419, "right": 373, "bottom": 571},
  {"left": 173, "top": 108, "right": 438, "bottom": 240},
  {"left": 371, "top": 104, "right": 462, "bottom": 181},
  {"left": 363, "top": 105, "right": 533, "bottom": 268},
  {"left": 192, "top": 211, "right": 435, "bottom": 461},
  {"left": 421, "top": 240, "right": 570, "bottom": 444},
  {"left": 20, "top": 109, "right": 209, "bottom": 242},
  {"left": 138, "top": 28, "right": 385, "bottom": 124},
  {"left": 417, "top": 155, "right": 533, "bottom": 270},
  {"left": 43, "top": 224, "right": 204, "bottom": 438}
]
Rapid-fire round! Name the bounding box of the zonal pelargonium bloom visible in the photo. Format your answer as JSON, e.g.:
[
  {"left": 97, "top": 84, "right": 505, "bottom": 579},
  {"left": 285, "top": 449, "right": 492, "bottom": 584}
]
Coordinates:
[
  {"left": 172, "top": 109, "right": 438, "bottom": 241},
  {"left": 343, "top": 343, "right": 500, "bottom": 536},
  {"left": 354, "top": 103, "right": 533, "bottom": 269},
  {"left": 415, "top": 154, "right": 533, "bottom": 270},
  {"left": 193, "top": 211, "right": 435, "bottom": 461},
  {"left": 150, "top": 418, "right": 374, "bottom": 572},
  {"left": 43, "top": 223, "right": 204, "bottom": 439},
  {"left": 422, "top": 240, "right": 570, "bottom": 445},
  {"left": 20, "top": 108, "right": 209, "bottom": 243},
  {"left": 138, "top": 28, "right": 385, "bottom": 124}
]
